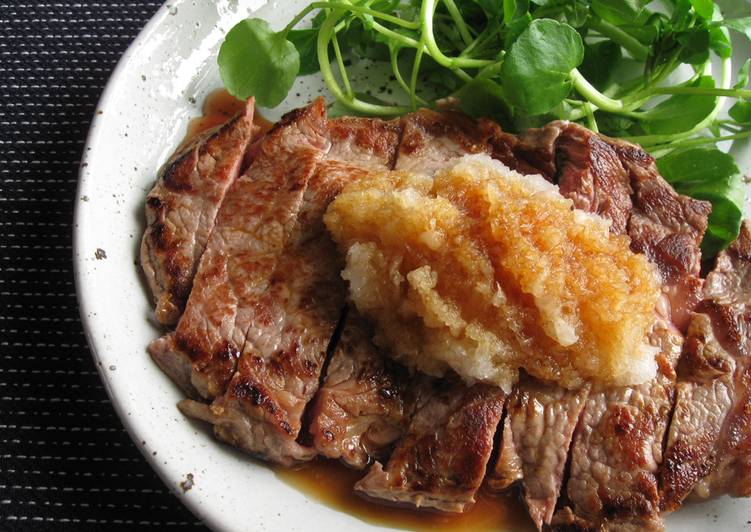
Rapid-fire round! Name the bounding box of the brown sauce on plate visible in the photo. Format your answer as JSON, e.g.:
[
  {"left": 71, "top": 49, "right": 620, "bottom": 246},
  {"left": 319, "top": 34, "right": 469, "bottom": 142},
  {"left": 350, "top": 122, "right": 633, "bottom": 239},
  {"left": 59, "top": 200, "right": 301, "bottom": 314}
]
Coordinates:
[
  {"left": 277, "top": 459, "right": 533, "bottom": 531},
  {"left": 183, "top": 88, "right": 273, "bottom": 146}
]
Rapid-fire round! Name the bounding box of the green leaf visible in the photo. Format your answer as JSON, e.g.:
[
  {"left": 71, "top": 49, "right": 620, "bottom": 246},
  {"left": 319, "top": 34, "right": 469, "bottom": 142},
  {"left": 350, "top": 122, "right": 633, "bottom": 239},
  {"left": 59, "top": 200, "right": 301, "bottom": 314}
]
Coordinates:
[
  {"left": 591, "top": 0, "right": 648, "bottom": 26},
  {"left": 639, "top": 76, "right": 716, "bottom": 135},
  {"left": 657, "top": 147, "right": 745, "bottom": 256},
  {"left": 529, "top": 0, "right": 589, "bottom": 27},
  {"left": 501, "top": 19, "right": 584, "bottom": 115},
  {"left": 474, "top": 0, "right": 503, "bottom": 17},
  {"left": 709, "top": 3, "right": 732, "bottom": 59},
  {"left": 689, "top": 0, "right": 714, "bottom": 20},
  {"left": 723, "top": 17, "right": 751, "bottom": 42},
  {"left": 341, "top": 20, "right": 391, "bottom": 61},
  {"left": 709, "top": 24, "right": 732, "bottom": 59},
  {"left": 504, "top": 0, "right": 530, "bottom": 22},
  {"left": 287, "top": 29, "right": 320, "bottom": 76},
  {"left": 729, "top": 101, "right": 751, "bottom": 124},
  {"left": 671, "top": 0, "right": 694, "bottom": 30},
  {"left": 579, "top": 40, "right": 622, "bottom": 90},
  {"left": 619, "top": 16, "right": 663, "bottom": 45},
  {"left": 454, "top": 78, "right": 513, "bottom": 125},
  {"left": 503, "top": 13, "right": 533, "bottom": 48},
  {"left": 595, "top": 111, "right": 636, "bottom": 136},
  {"left": 734, "top": 58, "right": 751, "bottom": 89},
  {"left": 218, "top": 18, "right": 300, "bottom": 107},
  {"left": 676, "top": 27, "right": 710, "bottom": 65}
]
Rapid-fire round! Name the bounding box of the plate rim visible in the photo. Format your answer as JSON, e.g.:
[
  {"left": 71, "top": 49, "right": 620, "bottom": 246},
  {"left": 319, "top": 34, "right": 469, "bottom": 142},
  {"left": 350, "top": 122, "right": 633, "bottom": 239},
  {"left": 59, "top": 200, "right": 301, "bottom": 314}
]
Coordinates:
[{"left": 72, "top": 2, "right": 224, "bottom": 530}]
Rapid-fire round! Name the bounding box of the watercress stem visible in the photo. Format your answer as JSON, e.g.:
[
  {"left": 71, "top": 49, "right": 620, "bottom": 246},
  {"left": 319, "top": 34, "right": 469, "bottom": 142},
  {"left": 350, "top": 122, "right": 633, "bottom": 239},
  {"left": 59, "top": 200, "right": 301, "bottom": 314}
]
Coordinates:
[
  {"left": 650, "top": 86, "right": 751, "bottom": 99},
  {"left": 371, "top": 21, "right": 421, "bottom": 48},
  {"left": 420, "top": 0, "right": 495, "bottom": 69},
  {"left": 626, "top": 58, "right": 734, "bottom": 146},
  {"left": 331, "top": 32, "right": 353, "bottom": 98},
  {"left": 648, "top": 130, "right": 751, "bottom": 155},
  {"left": 316, "top": 10, "right": 411, "bottom": 115},
  {"left": 587, "top": 16, "right": 649, "bottom": 61},
  {"left": 314, "top": 1, "right": 420, "bottom": 29},
  {"left": 584, "top": 102, "right": 599, "bottom": 132},
  {"left": 570, "top": 68, "right": 625, "bottom": 112},
  {"left": 410, "top": 36, "right": 427, "bottom": 110},
  {"left": 441, "top": 0, "right": 473, "bottom": 46},
  {"left": 390, "top": 47, "right": 428, "bottom": 106}
]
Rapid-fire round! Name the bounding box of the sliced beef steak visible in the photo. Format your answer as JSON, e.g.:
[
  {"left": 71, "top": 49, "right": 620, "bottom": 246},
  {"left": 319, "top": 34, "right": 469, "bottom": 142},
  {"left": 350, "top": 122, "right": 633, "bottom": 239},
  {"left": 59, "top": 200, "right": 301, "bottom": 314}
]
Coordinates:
[
  {"left": 176, "top": 114, "right": 404, "bottom": 465},
  {"left": 514, "top": 121, "right": 634, "bottom": 234},
  {"left": 395, "top": 109, "right": 498, "bottom": 175},
  {"left": 308, "top": 108, "right": 503, "bottom": 470},
  {"left": 658, "top": 312, "right": 737, "bottom": 511},
  {"left": 660, "top": 221, "right": 751, "bottom": 510},
  {"left": 488, "top": 378, "right": 590, "bottom": 530},
  {"left": 309, "top": 311, "right": 416, "bottom": 469},
  {"left": 503, "top": 123, "right": 709, "bottom": 529},
  {"left": 148, "top": 100, "right": 330, "bottom": 399},
  {"left": 141, "top": 99, "right": 255, "bottom": 325},
  {"left": 355, "top": 379, "right": 505, "bottom": 513},
  {"left": 616, "top": 144, "right": 711, "bottom": 332},
  {"left": 558, "top": 320, "right": 683, "bottom": 530},
  {"left": 178, "top": 234, "right": 344, "bottom": 465}
]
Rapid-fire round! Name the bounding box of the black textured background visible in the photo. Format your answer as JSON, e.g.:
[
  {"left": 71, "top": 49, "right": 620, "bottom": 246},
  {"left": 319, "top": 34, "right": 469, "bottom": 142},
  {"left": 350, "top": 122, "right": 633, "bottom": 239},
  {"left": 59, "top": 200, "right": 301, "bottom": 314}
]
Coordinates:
[{"left": 1, "top": 2, "right": 206, "bottom": 530}]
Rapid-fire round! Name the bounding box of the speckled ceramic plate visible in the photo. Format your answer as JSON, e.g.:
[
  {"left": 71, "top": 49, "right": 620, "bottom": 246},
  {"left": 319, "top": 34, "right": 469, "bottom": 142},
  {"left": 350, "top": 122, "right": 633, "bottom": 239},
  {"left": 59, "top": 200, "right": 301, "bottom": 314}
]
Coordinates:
[{"left": 74, "top": 1, "right": 751, "bottom": 531}]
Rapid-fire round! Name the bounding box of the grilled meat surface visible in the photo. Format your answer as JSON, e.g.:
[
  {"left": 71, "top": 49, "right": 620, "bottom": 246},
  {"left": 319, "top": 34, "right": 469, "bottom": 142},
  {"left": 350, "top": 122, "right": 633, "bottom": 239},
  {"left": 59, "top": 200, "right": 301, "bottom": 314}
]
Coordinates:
[
  {"left": 660, "top": 221, "right": 751, "bottom": 509},
  {"left": 149, "top": 100, "right": 330, "bottom": 400},
  {"left": 177, "top": 116, "right": 403, "bottom": 465},
  {"left": 141, "top": 101, "right": 750, "bottom": 526},
  {"left": 560, "top": 321, "right": 683, "bottom": 531},
  {"left": 488, "top": 378, "right": 590, "bottom": 529},
  {"left": 355, "top": 379, "right": 506, "bottom": 513},
  {"left": 308, "top": 310, "right": 417, "bottom": 469},
  {"left": 141, "top": 99, "right": 255, "bottom": 325}
]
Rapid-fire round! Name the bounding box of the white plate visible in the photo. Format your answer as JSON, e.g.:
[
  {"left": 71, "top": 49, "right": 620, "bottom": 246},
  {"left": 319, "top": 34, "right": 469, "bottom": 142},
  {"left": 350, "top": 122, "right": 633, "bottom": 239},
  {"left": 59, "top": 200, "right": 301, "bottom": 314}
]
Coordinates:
[{"left": 74, "top": 1, "right": 751, "bottom": 531}]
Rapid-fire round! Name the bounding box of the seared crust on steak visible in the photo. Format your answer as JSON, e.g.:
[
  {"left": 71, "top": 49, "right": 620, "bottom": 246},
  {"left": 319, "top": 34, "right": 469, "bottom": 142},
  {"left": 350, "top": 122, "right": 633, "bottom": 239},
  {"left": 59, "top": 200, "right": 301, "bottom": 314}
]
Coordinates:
[
  {"left": 355, "top": 379, "right": 505, "bottom": 512},
  {"left": 141, "top": 99, "right": 255, "bottom": 325},
  {"left": 308, "top": 311, "right": 416, "bottom": 469},
  {"left": 175, "top": 112, "right": 404, "bottom": 465},
  {"left": 149, "top": 99, "right": 330, "bottom": 399},
  {"left": 660, "top": 221, "right": 751, "bottom": 509},
  {"left": 178, "top": 236, "right": 344, "bottom": 465},
  {"left": 560, "top": 321, "right": 683, "bottom": 530},
  {"left": 488, "top": 378, "right": 590, "bottom": 530},
  {"left": 142, "top": 101, "right": 750, "bottom": 523},
  {"left": 395, "top": 109, "right": 498, "bottom": 175}
]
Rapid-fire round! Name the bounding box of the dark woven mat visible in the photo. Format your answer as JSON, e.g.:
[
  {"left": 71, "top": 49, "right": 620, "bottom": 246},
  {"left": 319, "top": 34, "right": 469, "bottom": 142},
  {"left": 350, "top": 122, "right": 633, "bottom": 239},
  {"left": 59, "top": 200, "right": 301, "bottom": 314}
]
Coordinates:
[{"left": 0, "top": 2, "right": 207, "bottom": 530}]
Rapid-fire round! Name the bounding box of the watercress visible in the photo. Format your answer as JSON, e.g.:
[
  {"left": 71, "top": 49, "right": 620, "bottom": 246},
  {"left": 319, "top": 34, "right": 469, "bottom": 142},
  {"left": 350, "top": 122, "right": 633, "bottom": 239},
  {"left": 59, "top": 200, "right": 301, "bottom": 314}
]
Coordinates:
[{"left": 217, "top": 0, "right": 751, "bottom": 255}]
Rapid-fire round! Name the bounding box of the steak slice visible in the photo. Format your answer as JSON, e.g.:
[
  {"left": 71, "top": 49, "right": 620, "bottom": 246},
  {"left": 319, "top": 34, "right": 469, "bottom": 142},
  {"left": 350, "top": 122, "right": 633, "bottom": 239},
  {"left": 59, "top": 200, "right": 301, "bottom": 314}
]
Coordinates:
[
  {"left": 487, "top": 377, "right": 590, "bottom": 530},
  {"left": 178, "top": 234, "right": 345, "bottom": 465},
  {"left": 514, "top": 121, "right": 634, "bottom": 234},
  {"left": 558, "top": 320, "right": 683, "bottom": 530},
  {"left": 308, "top": 310, "right": 416, "bottom": 469},
  {"left": 613, "top": 139, "right": 711, "bottom": 332},
  {"left": 660, "top": 221, "right": 751, "bottom": 509},
  {"left": 395, "top": 109, "right": 497, "bottom": 175},
  {"left": 176, "top": 115, "right": 404, "bottom": 465},
  {"left": 355, "top": 379, "right": 505, "bottom": 513},
  {"left": 148, "top": 100, "right": 330, "bottom": 399},
  {"left": 141, "top": 98, "right": 255, "bottom": 325},
  {"left": 308, "top": 108, "right": 501, "bottom": 469}
]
